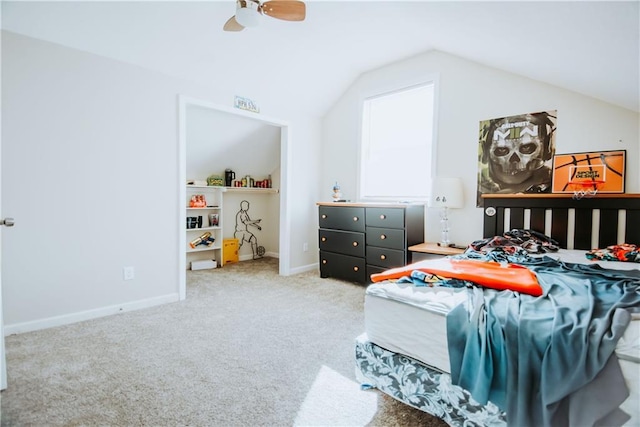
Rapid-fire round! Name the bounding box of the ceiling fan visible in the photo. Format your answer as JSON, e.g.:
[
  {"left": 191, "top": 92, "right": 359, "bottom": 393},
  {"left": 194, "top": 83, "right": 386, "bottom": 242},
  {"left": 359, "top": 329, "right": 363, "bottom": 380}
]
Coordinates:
[{"left": 223, "top": 0, "right": 306, "bottom": 32}]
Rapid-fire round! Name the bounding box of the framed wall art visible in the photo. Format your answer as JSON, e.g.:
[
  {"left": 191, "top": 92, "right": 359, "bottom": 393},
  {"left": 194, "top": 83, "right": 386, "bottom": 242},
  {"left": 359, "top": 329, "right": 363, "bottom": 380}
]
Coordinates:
[
  {"left": 476, "top": 110, "right": 557, "bottom": 206},
  {"left": 551, "top": 150, "right": 626, "bottom": 194}
]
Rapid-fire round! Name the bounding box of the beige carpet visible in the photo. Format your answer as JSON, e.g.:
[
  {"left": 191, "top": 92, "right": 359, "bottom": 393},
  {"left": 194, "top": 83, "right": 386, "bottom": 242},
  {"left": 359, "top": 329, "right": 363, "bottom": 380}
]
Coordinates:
[{"left": 1, "top": 257, "right": 447, "bottom": 426}]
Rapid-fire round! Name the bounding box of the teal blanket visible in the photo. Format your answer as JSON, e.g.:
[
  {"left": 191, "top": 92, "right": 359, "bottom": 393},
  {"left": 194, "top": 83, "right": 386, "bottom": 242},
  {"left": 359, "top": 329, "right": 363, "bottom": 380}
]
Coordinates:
[{"left": 446, "top": 255, "right": 640, "bottom": 426}]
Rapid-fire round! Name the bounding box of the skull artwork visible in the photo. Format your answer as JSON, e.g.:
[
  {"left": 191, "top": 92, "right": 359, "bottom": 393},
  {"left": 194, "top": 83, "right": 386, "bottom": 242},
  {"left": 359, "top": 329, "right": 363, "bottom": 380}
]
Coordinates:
[{"left": 489, "top": 116, "right": 545, "bottom": 185}]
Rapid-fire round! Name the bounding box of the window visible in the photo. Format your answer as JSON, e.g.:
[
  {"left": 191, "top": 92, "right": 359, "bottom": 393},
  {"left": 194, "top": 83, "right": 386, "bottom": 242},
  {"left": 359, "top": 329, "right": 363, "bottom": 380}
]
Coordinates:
[{"left": 359, "top": 81, "right": 436, "bottom": 201}]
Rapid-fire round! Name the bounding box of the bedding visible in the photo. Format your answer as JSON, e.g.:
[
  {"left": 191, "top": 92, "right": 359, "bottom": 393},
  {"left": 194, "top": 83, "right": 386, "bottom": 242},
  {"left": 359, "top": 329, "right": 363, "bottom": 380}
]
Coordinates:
[
  {"left": 470, "top": 228, "right": 560, "bottom": 254},
  {"left": 358, "top": 249, "right": 640, "bottom": 427},
  {"left": 355, "top": 333, "right": 508, "bottom": 426},
  {"left": 538, "top": 249, "right": 640, "bottom": 271},
  {"left": 370, "top": 257, "right": 543, "bottom": 296},
  {"left": 447, "top": 254, "right": 640, "bottom": 426},
  {"left": 586, "top": 244, "right": 640, "bottom": 263}
]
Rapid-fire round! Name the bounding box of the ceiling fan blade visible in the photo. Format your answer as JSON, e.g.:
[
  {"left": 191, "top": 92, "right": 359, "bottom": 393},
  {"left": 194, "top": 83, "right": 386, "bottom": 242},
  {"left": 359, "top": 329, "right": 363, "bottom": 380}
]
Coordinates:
[
  {"left": 223, "top": 15, "right": 245, "bottom": 31},
  {"left": 261, "top": 0, "right": 305, "bottom": 21}
]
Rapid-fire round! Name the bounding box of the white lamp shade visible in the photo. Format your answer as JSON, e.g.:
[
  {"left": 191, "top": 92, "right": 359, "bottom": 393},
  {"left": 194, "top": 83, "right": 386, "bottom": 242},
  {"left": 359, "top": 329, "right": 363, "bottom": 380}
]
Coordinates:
[{"left": 429, "top": 177, "right": 464, "bottom": 209}]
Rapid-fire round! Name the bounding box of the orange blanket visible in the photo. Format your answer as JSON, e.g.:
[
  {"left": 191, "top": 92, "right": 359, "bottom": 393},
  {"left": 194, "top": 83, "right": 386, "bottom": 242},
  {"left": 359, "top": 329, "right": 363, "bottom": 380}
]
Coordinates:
[{"left": 370, "top": 258, "right": 543, "bottom": 296}]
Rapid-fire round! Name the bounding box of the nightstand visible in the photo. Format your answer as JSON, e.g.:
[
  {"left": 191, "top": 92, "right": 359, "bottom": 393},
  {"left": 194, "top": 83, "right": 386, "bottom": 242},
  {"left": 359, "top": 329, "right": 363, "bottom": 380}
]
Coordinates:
[{"left": 408, "top": 242, "right": 466, "bottom": 262}]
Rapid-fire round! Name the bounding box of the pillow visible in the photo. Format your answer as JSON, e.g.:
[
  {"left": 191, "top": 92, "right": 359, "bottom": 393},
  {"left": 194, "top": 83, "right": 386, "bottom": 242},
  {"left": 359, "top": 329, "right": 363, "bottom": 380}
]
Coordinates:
[
  {"left": 586, "top": 244, "right": 640, "bottom": 263},
  {"left": 370, "top": 258, "right": 543, "bottom": 296}
]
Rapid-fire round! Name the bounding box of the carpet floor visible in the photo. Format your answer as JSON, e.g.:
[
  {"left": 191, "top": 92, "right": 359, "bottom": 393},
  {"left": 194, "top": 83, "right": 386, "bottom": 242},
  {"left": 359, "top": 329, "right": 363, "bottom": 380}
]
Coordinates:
[{"left": 1, "top": 257, "right": 447, "bottom": 426}]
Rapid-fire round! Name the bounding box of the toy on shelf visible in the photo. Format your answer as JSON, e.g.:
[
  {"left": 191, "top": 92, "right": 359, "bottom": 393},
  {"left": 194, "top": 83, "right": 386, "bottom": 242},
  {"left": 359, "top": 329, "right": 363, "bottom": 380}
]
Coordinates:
[
  {"left": 189, "top": 231, "right": 215, "bottom": 249},
  {"left": 189, "top": 195, "right": 207, "bottom": 208}
]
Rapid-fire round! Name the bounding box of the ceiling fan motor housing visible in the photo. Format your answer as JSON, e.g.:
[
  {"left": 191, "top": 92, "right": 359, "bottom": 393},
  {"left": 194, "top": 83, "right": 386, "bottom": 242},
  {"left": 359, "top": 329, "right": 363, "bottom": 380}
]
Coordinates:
[{"left": 235, "top": 0, "right": 262, "bottom": 27}]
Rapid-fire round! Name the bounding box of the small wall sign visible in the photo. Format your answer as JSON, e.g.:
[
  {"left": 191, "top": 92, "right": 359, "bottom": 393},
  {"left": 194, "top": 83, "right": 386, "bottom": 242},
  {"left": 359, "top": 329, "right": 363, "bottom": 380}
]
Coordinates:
[{"left": 234, "top": 96, "right": 260, "bottom": 113}]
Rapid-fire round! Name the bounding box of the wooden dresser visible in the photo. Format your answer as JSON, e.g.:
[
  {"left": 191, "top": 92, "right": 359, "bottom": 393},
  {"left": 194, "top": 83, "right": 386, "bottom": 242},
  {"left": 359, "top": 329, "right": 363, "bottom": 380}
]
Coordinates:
[{"left": 317, "top": 202, "right": 425, "bottom": 284}]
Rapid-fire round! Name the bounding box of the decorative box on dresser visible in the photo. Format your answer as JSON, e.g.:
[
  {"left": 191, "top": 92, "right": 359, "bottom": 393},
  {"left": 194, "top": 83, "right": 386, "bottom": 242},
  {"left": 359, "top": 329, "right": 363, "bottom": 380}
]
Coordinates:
[{"left": 317, "top": 202, "right": 425, "bottom": 284}]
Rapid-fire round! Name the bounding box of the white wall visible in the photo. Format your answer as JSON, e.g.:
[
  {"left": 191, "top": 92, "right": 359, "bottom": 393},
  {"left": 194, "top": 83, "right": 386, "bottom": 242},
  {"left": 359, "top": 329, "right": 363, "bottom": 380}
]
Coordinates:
[
  {"left": 322, "top": 50, "right": 640, "bottom": 246},
  {"left": 1, "top": 31, "right": 322, "bottom": 332},
  {"left": 223, "top": 192, "right": 279, "bottom": 260},
  {"left": 185, "top": 105, "right": 281, "bottom": 184}
]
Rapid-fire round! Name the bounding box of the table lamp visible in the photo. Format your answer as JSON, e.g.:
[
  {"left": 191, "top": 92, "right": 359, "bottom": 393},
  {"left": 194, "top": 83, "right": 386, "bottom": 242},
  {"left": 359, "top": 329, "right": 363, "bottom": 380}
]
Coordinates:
[{"left": 429, "top": 177, "right": 464, "bottom": 247}]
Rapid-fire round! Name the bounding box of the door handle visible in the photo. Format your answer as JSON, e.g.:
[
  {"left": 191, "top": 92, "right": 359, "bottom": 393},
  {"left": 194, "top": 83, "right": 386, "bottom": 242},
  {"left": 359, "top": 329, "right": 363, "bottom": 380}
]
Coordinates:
[{"left": 1, "top": 218, "right": 15, "bottom": 227}]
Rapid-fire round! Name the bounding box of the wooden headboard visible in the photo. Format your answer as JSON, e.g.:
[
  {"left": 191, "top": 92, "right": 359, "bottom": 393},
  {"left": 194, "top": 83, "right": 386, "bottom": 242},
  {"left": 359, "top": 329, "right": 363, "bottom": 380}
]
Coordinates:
[{"left": 482, "top": 194, "right": 640, "bottom": 250}]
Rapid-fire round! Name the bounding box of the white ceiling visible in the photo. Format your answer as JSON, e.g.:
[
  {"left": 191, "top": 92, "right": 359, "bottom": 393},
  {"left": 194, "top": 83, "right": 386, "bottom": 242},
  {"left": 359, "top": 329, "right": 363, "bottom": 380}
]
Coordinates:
[{"left": 2, "top": 1, "right": 639, "bottom": 116}]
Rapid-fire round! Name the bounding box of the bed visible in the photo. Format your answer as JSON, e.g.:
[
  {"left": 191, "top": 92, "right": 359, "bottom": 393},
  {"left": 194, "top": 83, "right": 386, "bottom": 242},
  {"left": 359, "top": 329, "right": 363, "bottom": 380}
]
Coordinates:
[{"left": 355, "top": 194, "right": 640, "bottom": 427}]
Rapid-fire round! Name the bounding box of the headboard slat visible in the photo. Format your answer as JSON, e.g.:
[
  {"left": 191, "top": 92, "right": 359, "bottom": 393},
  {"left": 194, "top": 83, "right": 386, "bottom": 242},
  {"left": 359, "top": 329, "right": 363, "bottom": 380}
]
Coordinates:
[
  {"left": 510, "top": 208, "right": 525, "bottom": 230},
  {"left": 550, "top": 209, "right": 569, "bottom": 248},
  {"left": 574, "top": 209, "right": 593, "bottom": 250},
  {"left": 599, "top": 209, "right": 619, "bottom": 249},
  {"left": 496, "top": 208, "right": 505, "bottom": 236},
  {"left": 483, "top": 209, "right": 498, "bottom": 239},
  {"left": 626, "top": 210, "right": 640, "bottom": 244},
  {"left": 530, "top": 208, "right": 546, "bottom": 233}
]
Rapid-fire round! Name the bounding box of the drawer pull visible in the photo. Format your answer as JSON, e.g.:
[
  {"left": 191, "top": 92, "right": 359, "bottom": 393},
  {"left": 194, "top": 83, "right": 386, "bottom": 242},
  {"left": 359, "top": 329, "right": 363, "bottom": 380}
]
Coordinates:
[
  {"left": 321, "top": 237, "right": 327, "bottom": 242},
  {"left": 321, "top": 214, "right": 327, "bottom": 219},
  {"left": 380, "top": 214, "right": 386, "bottom": 220},
  {"left": 380, "top": 234, "right": 387, "bottom": 240},
  {"left": 322, "top": 259, "right": 327, "bottom": 264},
  {"left": 380, "top": 254, "right": 386, "bottom": 260},
  {"left": 353, "top": 216, "right": 359, "bottom": 222},
  {"left": 352, "top": 241, "right": 358, "bottom": 247},
  {"left": 353, "top": 266, "right": 359, "bottom": 272}
]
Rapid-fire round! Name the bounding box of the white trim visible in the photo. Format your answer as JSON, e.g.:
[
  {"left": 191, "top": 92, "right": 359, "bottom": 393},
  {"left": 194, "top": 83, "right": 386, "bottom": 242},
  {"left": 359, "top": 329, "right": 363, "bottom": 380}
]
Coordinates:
[
  {"left": 288, "top": 263, "right": 318, "bottom": 275},
  {"left": 279, "top": 121, "right": 292, "bottom": 276},
  {"left": 4, "top": 294, "right": 180, "bottom": 336},
  {"left": 0, "top": 26, "right": 5, "bottom": 389},
  {"left": 236, "top": 252, "right": 280, "bottom": 262},
  {"left": 177, "top": 95, "right": 292, "bottom": 299},
  {"left": 178, "top": 96, "right": 188, "bottom": 300}
]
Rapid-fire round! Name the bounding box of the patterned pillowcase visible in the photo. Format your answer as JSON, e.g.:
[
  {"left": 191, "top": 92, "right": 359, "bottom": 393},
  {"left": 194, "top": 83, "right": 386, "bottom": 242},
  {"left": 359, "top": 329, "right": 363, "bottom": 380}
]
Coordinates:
[
  {"left": 586, "top": 244, "right": 640, "bottom": 263},
  {"left": 470, "top": 228, "right": 559, "bottom": 254}
]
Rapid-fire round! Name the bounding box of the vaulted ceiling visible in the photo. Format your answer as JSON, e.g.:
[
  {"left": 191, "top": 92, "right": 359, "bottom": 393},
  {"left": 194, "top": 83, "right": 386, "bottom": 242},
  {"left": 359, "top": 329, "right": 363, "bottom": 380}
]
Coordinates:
[{"left": 2, "top": 1, "right": 639, "bottom": 116}]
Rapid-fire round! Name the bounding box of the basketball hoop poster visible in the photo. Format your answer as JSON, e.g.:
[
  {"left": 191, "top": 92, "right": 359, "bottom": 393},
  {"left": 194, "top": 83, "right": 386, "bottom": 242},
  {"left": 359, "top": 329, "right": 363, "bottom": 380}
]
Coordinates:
[{"left": 552, "top": 150, "right": 626, "bottom": 194}]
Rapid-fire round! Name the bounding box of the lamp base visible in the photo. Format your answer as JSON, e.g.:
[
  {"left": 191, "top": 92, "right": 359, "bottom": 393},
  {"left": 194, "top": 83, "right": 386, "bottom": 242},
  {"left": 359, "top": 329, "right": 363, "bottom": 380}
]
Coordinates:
[{"left": 439, "top": 206, "right": 451, "bottom": 248}]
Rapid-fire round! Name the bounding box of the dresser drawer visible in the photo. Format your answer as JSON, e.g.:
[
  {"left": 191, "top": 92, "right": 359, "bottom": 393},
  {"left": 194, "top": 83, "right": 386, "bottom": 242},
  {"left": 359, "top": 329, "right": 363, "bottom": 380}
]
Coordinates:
[
  {"left": 319, "top": 206, "right": 365, "bottom": 232},
  {"left": 366, "top": 227, "right": 405, "bottom": 250},
  {"left": 366, "top": 246, "right": 405, "bottom": 269},
  {"left": 320, "top": 251, "right": 367, "bottom": 283},
  {"left": 319, "top": 229, "right": 365, "bottom": 257},
  {"left": 365, "top": 207, "right": 405, "bottom": 229},
  {"left": 366, "top": 264, "right": 387, "bottom": 280}
]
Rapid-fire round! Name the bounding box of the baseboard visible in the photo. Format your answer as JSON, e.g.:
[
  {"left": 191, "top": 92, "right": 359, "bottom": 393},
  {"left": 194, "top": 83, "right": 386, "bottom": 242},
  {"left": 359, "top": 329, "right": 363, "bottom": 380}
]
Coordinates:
[
  {"left": 4, "top": 293, "right": 181, "bottom": 336},
  {"left": 238, "top": 252, "right": 279, "bottom": 262},
  {"left": 232, "top": 254, "right": 315, "bottom": 276},
  {"left": 289, "top": 263, "right": 318, "bottom": 275}
]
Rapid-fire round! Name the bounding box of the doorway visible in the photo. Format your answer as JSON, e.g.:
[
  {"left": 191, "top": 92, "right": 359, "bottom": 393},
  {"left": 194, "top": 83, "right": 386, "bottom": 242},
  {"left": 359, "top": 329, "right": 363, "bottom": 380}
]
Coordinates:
[{"left": 177, "top": 95, "right": 291, "bottom": 300}]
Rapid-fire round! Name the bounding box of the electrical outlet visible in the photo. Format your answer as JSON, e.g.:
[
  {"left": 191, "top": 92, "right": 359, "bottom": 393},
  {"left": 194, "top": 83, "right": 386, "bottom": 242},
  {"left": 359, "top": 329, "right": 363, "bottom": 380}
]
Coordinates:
[
  {"left": 303, "top": 242, "right": 309, "bottom": 252},
  {"left": 123, "top": 266, "right": 135, "bottom": 281}
]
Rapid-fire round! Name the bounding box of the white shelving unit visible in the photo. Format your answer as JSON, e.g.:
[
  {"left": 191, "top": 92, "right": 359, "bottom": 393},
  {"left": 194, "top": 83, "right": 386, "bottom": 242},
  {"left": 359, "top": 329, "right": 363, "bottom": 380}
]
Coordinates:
[
  {"left": 185, "top": 184, "right": 279, "bottom": 269},
  {"left": 186, "top": 186, "right": 223, "bottom": 267},
  {"left": 224, "top": 187, "right": 279, "bottom": 194}
]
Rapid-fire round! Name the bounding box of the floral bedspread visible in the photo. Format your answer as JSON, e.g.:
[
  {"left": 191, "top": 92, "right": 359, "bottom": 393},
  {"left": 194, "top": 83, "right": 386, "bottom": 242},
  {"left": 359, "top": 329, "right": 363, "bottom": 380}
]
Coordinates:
[{"left": 355, "top": 334, "right": 506, "bottom": 427}]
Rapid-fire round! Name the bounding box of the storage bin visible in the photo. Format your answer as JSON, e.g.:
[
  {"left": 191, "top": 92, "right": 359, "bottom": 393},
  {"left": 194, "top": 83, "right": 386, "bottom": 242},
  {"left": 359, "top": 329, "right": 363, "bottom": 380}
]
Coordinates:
[
  {"left": 223, "top": 238, "right": 239, "bottom": 265},
  {"left": 191, "top": 259, "right": 217, "bottom": 270}
]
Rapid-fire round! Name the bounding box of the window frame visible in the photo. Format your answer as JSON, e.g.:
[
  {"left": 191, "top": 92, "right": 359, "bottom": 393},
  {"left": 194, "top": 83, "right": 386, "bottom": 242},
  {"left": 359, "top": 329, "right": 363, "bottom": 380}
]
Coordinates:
[{"left": 357, "top": 74, "right": 440, "bottom": 202}]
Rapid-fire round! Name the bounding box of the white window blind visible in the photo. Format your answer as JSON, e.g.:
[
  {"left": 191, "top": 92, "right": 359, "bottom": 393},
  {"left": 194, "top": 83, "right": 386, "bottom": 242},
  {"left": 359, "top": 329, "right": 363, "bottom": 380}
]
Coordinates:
[{"left": 360, "top": 82, "right": 436, "bottom": 201}]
